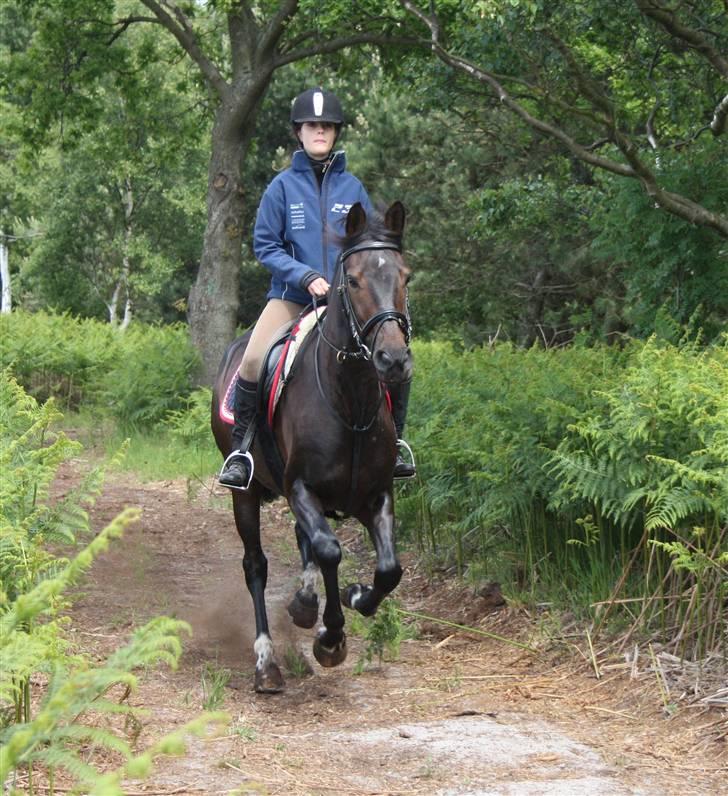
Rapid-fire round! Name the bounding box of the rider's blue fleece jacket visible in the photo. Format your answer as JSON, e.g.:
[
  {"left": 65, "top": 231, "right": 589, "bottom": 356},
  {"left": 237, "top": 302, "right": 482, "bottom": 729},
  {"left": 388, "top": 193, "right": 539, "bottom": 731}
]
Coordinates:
[{"left": 253, "top": 149, "right": 373, "bottom": 306}]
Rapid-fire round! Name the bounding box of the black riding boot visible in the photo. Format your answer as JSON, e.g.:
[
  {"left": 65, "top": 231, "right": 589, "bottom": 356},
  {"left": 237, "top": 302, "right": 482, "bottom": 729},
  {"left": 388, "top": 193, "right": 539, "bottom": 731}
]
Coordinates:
[
  {"left": 218, "top": 377, "right": 258, "bottom": 490},
  {"left": 390, "top": 381, "right": 416, "bottom": 479}
]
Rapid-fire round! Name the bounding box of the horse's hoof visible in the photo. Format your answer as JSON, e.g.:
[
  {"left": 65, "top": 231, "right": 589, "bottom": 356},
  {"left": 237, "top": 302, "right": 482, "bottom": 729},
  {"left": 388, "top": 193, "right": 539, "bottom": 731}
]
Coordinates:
[
  {"left": 254, "top": 663, "right": 284, "bottom": 694},
  {"left": 287, "top": 591, "right": 319, "bottom": 629},
  {"left": 313, "top": 633, "right": 347, "bottom": 668}
]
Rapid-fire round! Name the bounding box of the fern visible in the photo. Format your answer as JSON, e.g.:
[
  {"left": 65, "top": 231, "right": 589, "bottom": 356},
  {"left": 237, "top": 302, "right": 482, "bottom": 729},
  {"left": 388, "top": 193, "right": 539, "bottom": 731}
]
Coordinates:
[
  {"left": 0, "top": 373, "right": 225, "bottom": 793},
  {"left": 0, "top": 312, "right": 200, "bottom": 428},
  {"left": 0, "top": 511, "right": 202, "bottom": 789},
  {"left": 399, "top": 334, "right": 727, "bottom": 656},
  {"left": 164, "top": 387, "right": 213, "bottom": 448}
]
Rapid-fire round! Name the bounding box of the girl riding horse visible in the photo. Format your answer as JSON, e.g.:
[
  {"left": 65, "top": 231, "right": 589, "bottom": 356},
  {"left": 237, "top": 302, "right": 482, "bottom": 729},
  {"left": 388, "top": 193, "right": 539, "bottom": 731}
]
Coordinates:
[{"left": 218, "top": 87, "right": 415, "bottom": 489}]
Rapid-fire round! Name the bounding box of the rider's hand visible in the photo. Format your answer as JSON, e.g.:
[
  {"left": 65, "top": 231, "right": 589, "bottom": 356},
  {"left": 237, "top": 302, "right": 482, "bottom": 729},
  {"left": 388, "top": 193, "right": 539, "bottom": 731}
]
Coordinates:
[{"left": 307, "top": 277, "right": 330, "bottom": 298}]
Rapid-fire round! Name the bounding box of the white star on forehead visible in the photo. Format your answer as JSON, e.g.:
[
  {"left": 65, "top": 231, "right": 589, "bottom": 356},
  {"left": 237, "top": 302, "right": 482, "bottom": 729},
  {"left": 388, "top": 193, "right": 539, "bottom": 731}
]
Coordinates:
[{"left": 377, "top": 256, "right": 386, "bottom": 268}]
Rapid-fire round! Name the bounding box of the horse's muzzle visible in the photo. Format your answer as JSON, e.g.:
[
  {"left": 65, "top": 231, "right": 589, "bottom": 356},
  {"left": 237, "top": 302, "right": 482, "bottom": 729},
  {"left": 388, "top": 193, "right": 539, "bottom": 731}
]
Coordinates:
[{"left": 373, "top": 346, "right": 413, "bottom": 384}]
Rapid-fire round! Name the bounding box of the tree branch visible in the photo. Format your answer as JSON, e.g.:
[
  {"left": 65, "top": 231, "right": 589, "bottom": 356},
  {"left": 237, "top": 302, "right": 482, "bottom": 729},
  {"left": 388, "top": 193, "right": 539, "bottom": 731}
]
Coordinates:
[
  {"left": 274, "top": 32, "right": 417, "bottom": 69},
  {"left": 108, "top": 16, "right": 161, "bottom": 46},
  {"left": 400, "top": 0, "right": 728, "bottom": 238},
  {"left": 258, "top": 0, "right": 299, "bottom": 62},
  {"left": 711, "top": 92, "right": 728, "bottom": 136},
  {"left": 228, "top": 3, "right": 261, "bottom": 76},
  {"left": 399, "top": 1, "right": 634, "bottom": 177},
  {"left": 634, "top": 0, "right": 728, "bottom": 78},
  {"left": 138, "top": 0, "right": 230, "bottom": 100}
]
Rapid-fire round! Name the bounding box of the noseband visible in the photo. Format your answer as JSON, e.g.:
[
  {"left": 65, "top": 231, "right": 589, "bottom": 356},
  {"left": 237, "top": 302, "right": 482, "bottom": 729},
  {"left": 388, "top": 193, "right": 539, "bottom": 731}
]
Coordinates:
[{"left": 316, "top": 240, "right": 411, "bottom": 363}]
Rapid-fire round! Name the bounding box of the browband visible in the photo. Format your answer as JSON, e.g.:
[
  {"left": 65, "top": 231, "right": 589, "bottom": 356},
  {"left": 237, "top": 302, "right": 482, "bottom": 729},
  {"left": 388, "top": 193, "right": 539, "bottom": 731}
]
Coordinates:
[{"left": 340, "top": 240, "right": 402, "bottom": 261}]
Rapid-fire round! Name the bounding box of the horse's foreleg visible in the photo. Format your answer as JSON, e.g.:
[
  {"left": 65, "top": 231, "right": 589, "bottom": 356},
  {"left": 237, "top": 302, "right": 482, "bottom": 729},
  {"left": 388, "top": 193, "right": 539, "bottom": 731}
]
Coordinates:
[
  {"left": 286, "top": 521, "right": 320, "bottom": 629},
  {"left": 232, "top": 491, "right": 284, "bottom": 693},
  {"left": 288, "top": 480, "right": 347, "bottom": 667},
  {"left": 344, "top": 491, "right": 403, "bottom": 616}
]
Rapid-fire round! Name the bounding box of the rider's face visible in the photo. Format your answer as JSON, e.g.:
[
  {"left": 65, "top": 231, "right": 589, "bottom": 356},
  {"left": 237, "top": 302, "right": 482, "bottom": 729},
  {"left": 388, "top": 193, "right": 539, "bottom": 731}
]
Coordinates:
[{"left": 297, "top": 121, "right": 336, "bottom": 160}]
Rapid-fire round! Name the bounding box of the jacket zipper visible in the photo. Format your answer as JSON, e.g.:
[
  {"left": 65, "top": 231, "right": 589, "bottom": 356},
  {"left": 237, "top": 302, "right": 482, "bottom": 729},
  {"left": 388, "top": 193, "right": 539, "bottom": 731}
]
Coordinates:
[{"left": 319, "top": 152, "right": 340, "bottom": 282}]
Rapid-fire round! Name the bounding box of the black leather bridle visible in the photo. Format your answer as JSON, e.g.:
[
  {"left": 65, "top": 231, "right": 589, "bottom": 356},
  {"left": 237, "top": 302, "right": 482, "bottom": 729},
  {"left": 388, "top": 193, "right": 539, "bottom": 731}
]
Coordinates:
[{"left": 314, "top": 240, "right": 412, "bottom": 363}]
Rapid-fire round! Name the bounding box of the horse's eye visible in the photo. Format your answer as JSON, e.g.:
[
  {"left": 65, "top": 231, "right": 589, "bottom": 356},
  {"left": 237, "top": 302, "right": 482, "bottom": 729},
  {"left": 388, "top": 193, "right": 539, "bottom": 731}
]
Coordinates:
[{"left": 347, "top": 275, "right": 359, "bottom": 289}]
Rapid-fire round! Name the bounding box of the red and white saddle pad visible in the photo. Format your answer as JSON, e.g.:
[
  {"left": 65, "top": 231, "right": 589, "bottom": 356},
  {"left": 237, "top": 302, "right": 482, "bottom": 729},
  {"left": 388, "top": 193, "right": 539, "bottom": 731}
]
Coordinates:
[{"left": 219, "top": 307, "right": 326, "bottom": 428}]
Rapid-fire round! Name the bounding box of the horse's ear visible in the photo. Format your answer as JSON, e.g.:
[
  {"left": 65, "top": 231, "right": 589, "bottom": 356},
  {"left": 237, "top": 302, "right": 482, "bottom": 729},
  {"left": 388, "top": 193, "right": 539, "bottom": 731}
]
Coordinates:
[
  {"left": 346, "top": 202, "right": 367, "bottom": 237},
  {"left": 384, "top": 201, "right": 406, "bottom": 235}
]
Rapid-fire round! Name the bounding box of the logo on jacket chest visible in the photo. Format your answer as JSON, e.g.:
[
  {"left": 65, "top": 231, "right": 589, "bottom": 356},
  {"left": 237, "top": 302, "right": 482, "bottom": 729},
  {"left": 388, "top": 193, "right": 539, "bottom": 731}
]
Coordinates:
[
  {"left": 289, "top": 201, "right": 355, "bottom": 230},
  {"left": 330, "top": 202, "right": 354, "bottom": 215}
]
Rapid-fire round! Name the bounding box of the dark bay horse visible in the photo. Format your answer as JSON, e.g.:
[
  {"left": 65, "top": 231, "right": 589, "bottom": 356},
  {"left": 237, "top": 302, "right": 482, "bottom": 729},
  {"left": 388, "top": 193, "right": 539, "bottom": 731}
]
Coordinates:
[{"left": 211, "top": 201, "right": 413, "bottom": 692}]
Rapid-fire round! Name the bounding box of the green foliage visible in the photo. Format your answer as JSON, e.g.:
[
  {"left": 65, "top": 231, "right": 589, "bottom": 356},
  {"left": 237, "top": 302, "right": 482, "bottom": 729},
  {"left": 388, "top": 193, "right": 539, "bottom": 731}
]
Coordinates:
[
  {"left": 0, "top": 311, "right": 199, "bottom": 427},
  {"left": 0, "top": 311, "right": 118, "bottom": 408},
  {"left": 549, "top": 336, "right": 728, "bottom": 534},
  {"left": 200, "top": 662, "right": 231, "bottom": 711},
  {"left": 0, "top": 371, "right": 227, "bottom": 793},
  {"left": 549, "top": 334, "right": 728, "bottom": 655},
  {"left": 2, "top": 0, "right": 207, "bottom": 324},
  {"left": 400, "top": 339, "right": 626, "bottom": 579},
  {"left": 589, "top": 143, "right": 728, "bottom": 339},
  {"left": 401, "top": 333, "right": 727, "bottom": 656},
  {"left": 392, "top": 0, "right": 728, "bottom": 341},
  {"left": 0, "top": 372, "right": 104, "bottom": 610},
  {"left": 165, "top": 387, "right": 214, "bottom": 449},
  {"left": 350, "top": 599, "right": 413, "bottom": 674},
  {"left": 98, "top": 323, "right": 199, "bottom": 429}
]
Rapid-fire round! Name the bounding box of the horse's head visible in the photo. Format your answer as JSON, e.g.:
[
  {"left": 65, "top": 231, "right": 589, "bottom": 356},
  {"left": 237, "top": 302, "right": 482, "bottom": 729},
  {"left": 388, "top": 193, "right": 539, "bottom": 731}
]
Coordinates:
[{"left": 338, "top": 202, "right": 413, "bottom": 384}]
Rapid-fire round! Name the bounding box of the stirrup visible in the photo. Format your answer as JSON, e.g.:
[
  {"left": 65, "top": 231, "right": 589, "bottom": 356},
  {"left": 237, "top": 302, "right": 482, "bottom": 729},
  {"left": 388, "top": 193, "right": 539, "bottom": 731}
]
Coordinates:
[
  {"left": 218, "top": 450, "right": 255, "bottom": 491},
  {"left": 394, "top": 439, "right": 416, "bottom": 480}
]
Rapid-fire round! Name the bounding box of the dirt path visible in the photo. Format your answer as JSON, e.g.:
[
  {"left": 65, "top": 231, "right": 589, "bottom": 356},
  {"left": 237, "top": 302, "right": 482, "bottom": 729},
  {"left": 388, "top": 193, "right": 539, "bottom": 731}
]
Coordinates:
[{"left": 60, "top": 462, "right": 726, "bottom": 796}]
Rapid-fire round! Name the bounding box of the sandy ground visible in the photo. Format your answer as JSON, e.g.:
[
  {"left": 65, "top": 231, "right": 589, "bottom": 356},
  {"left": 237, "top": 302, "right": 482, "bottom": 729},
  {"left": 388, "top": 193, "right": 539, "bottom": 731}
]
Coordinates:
[{"left": 42, "top": 460, "right": 727, "bottom": 795}]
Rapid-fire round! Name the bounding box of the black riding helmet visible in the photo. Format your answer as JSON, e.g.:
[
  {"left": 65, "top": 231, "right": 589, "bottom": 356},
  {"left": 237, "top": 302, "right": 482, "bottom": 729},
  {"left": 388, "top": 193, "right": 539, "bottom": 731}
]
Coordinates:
[{"left": 290, "top": 88, "right": 344, "bottom": 126}]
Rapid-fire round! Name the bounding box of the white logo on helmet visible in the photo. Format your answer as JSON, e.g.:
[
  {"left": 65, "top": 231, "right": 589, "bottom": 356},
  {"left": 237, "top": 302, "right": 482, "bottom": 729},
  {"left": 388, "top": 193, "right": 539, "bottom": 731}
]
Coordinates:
[{"left": 313, "top": 91, "right": 324, "bottom": 116}]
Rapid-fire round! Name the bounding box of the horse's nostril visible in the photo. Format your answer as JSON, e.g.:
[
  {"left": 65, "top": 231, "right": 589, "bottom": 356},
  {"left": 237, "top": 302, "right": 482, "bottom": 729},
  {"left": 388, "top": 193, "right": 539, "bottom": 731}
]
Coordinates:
[{"left": 374, "top": 350, "right": 394, "bottom": 369}]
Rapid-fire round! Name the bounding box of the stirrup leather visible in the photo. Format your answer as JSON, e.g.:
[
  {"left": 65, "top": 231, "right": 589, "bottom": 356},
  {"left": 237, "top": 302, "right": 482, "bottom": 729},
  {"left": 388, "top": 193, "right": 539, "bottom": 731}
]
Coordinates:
[
  {"left": 394, "top": 438, "right": 416, "bottom": 480},
  {"left": 218, "top": 449, "right": 255, "bottom": 491}
]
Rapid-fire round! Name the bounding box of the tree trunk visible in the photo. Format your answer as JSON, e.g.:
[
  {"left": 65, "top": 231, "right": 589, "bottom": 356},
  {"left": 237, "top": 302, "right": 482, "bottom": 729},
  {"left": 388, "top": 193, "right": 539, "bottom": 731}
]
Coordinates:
[
  {"left": 108, "top": 178, "right": 134, "bottom": 328},
  {"left": 120, "top": 296, "right": 132, "bottom": 330},
  {"left": 119, "top": 177, "right": 134, "bottom": 331},
  {"left": 188, "top": 105, "right": 261, "bottom": 385},
  {"left": 0, "top": 238, "right": 10, "bottom": 314},
  {"left": 108, "top": 281, "right": 121, "bottom": 325}
]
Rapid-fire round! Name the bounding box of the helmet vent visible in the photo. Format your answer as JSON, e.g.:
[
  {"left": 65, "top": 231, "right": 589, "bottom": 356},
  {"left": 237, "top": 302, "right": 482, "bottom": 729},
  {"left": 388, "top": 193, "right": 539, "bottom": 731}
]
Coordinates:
[{"left": 313, "top": 91, "right": 324, "bottom": 117}]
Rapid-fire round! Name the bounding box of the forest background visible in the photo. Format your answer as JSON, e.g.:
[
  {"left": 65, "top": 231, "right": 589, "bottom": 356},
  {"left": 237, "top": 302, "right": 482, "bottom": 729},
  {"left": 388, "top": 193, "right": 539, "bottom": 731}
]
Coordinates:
[
  {"left": 1, "top": 2, "right": 726, "bottom": 787},
  {"left": 2, "top": 0, "right": 727, "bottom": 637},
  {"left": 2, "top": 0, "right": 726, "bottom": 356}
]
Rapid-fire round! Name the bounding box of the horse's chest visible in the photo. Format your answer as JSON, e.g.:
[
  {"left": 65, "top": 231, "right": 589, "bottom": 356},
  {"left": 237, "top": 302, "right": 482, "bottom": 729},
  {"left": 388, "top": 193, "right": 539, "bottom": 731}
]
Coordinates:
[{"left": 290, "top": 429, "right": 394, "bottom": 493}]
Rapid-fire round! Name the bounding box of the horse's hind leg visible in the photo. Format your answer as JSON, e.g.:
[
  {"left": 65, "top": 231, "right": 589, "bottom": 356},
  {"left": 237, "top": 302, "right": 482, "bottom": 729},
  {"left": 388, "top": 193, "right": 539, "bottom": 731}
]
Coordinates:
[
  {"left": 289, "top": 479, "right": 347, "bottom": 667},
  {"left": 287, "top": 522, "right": 320, "bottom": 629},
  {"left": 232, "top": 490, "right": 284, "bottom": 693},
  {"left": 343, "top": 491, "right": 403, "bottom": 616}
]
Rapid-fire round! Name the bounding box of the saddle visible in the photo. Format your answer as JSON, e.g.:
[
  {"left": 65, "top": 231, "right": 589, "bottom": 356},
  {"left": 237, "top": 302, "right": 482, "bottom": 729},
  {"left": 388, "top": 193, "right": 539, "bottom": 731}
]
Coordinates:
[{"left": 219, "top": 306, "right": 325, "bottom": 430}]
